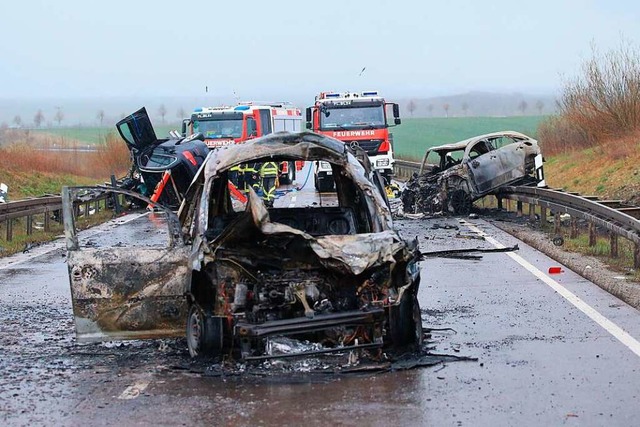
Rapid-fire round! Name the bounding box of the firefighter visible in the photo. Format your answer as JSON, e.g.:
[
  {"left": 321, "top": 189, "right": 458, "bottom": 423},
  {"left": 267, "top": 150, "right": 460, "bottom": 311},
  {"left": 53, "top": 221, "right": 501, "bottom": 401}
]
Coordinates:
[
  {"left": 243, "top": 162, "right": 260, "bottom": 193},
  {"left": 229, "top": 164, "right": 241, "bottom": 188},
  {"left": 260, "top": 161, "right": 279, "bottom": 207}
]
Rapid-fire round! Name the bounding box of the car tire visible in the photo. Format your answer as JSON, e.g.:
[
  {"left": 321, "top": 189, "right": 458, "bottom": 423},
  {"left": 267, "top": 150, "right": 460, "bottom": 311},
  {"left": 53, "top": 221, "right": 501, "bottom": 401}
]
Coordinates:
[
  {"left": 388, "top": 288, "right": 421, "bottom": 348},
  {"left": 186, "top": 303, "right": 223, "bottom": 358},
  {"left": 448, "top": 188, "right": 473, "bottom": 215}
]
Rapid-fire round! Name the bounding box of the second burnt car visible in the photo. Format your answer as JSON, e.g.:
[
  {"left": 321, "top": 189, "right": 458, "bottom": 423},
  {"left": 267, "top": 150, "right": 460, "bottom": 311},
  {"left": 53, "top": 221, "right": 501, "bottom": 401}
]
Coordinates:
[
  {"left": 63, "top": 131, "right": 422, "bottom": 360},
  {"left": 402, "top": 131, "right": 545, "bottom": 215},
  {"left": 116, "top": 107, "right": 209, "bottom": 208}
]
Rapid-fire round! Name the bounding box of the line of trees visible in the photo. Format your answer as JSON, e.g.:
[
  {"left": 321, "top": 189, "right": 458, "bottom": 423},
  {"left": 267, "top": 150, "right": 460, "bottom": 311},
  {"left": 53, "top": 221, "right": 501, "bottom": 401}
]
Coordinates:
[
  {"left": 404, "top": 98, "right": 546, "bottom": 118},
  {"left": 3, "top": 106, "right": 190, "bottom": 128}
]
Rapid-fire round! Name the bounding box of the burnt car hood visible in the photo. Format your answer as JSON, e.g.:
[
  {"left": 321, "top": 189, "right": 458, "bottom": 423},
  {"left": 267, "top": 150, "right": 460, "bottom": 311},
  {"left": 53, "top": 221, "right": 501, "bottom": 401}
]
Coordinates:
[{"left": 208, "top": 190, "right": 415, "bottom": 276}]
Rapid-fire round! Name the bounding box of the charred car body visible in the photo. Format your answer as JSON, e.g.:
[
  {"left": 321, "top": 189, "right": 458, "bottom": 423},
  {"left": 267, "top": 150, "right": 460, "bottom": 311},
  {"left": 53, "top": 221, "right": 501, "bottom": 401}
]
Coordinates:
[
  {"left": 116, "top": 108, "right": 209, "bottom": 207},
  {"left": 64, "top": 131, "right": 422, "bottom": 360},
  {"left": 402, "top": 131, "right": 545, "bottom": 215}
]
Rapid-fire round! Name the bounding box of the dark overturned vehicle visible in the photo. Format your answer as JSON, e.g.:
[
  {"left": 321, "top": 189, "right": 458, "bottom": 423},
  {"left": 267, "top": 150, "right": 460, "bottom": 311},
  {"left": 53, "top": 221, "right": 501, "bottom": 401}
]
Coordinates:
[
  {"left": 63, "top": 131, "right": 423, "bottom": 360},
  {"left": 402, "top": 131, "right": 545, "bottom": 215},
  {"left": 116, "top": 107, "right": 209, "bottom": 208}
]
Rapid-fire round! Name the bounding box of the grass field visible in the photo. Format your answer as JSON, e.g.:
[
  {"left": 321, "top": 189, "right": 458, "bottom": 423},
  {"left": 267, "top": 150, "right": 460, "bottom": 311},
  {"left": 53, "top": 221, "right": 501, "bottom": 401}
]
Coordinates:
[
  {"left": 31, "top": 125, "right": 177, "bottom": 144},
  {"left": 30, "top": 117, "right": 545, "bottom": 162},
  {"left": 392, "top": 116, "right": 546, "bottom": 161}
]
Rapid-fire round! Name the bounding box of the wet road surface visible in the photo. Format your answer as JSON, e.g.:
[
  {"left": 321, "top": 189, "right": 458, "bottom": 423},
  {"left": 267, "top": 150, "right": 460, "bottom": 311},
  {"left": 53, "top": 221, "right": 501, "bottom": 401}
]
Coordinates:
[{"left": 1, "top": 168, "right": 640, "bottom": 426}]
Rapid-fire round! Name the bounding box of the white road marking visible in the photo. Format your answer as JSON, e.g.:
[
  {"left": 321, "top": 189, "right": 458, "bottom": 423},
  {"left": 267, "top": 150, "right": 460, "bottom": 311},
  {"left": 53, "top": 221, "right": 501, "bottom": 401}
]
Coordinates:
[
  {"left": 289, "top": 195, "right": 297, "bottom": 208},
  {"left": 118, "top": 381, "right": 150, "bottom": 400},
  {"left": 465, "top": 221, "right": 640, "bottom": 358}
]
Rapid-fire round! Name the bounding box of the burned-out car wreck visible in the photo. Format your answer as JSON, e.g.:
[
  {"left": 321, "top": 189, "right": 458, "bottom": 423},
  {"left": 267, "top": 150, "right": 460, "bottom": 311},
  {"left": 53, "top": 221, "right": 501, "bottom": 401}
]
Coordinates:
[
  {"left": 63, "top": 131, "right": 422, "bottom": 361},
  {"left": 402, "top": 131, "right": 545, "bottom": 215}
]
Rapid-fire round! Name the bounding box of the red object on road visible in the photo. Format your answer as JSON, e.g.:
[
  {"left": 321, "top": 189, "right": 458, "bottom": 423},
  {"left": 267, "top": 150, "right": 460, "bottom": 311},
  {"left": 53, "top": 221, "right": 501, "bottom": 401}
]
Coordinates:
[{"left": 548, "top": 266, "right": 564, "bottom": 274}]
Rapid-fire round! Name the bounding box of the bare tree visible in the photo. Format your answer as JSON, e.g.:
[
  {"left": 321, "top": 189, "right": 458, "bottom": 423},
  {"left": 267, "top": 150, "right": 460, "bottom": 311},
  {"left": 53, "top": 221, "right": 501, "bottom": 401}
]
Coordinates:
[
  {"left": 34, "top": 110, "right": 45, "bottom": 128},
  {"left": 176, "top": 107, "right": 186, "bottom": 120},
  {"left": 54, "top": 109, "right": 64, "bottom": 126},
  {"left": 518, "top": 100, "right": 528, "bottom": 115},
  {"left": 96, "top": 110, "right": 105, "bottom": 127},
  {"left": 461, "top": 102, "right": 469, "bottom": 116},
  {"left": 406, "top": 100, "right": 417, "bottom": 117},
  {"left": 427, "top": 104, "right": 434, "bottom": 116},
  {"left": 535, "top": 100, "right": 544, "bottom": 115},
  {"left": 158, "top": 104, "right": 167, "bottom": 123},
  {"left": 443, "top": 103, "right": 450, "bottom": 118},
  {"left": 12, "top": 115, "right": 22, "bottom": 128}
]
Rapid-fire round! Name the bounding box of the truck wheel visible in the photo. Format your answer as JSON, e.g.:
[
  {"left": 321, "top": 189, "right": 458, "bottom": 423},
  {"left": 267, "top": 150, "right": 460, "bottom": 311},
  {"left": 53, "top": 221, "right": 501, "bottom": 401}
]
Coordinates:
[{"left": 186, "top": 303, "right": 223, "bottom": 358}]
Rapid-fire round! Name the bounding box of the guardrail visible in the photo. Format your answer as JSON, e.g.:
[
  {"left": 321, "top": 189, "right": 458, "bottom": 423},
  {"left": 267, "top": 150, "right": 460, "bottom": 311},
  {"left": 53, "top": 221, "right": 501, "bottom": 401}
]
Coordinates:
[
  {"left": 496, "top": 186, "right": 640, "bottom": 266},
  {"left": 0, "top": 190, "right": 118, "bottom": 242},
  {"left": 394, "top": 159, "right": 421, "bottom": 181}
]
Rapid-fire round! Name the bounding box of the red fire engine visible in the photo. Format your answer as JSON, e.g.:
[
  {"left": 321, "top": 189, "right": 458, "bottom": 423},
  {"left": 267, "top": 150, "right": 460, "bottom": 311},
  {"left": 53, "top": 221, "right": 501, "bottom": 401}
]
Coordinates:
[
  {"left": 306, "top": 91, "right": 401, "bottom": 191},
  {"left": 184, "top": 102, "right": 304, "bottom": 184}
]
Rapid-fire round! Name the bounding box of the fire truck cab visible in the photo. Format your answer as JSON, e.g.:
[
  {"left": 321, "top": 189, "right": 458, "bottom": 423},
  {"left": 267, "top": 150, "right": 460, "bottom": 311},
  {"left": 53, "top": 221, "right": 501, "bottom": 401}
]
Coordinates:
[
  {"left": 306, "top": 91, "right": 401, "bottom": 192},
  {"left": 184, "top": 103, "right": 304, "bottom": 184}
]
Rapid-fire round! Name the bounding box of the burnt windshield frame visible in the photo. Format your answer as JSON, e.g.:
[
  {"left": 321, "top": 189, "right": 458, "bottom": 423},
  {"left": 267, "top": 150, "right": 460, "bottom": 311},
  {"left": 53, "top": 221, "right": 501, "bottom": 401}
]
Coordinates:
[{"left": 319, "top": 102, "right": 386, "bottom": 131}]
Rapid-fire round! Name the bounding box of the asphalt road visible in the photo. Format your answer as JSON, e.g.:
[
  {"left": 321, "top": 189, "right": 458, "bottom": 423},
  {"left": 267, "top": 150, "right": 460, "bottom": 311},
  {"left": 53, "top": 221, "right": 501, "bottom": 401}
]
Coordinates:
[{"left": 1, "top": 167, "right": 639, "bottom": 426}]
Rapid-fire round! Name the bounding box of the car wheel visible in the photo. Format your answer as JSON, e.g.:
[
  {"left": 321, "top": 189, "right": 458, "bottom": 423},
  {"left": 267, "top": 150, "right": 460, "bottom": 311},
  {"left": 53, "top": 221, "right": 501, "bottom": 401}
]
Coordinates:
[
  {"left": 186, "top": 303, "right": 223, "bottom": 358},
  {"left": 388, "top": 288, "right": 421, "bottom": 348},
  {"left": 448, "top": 189, "right": 472, "bottom": 215}
]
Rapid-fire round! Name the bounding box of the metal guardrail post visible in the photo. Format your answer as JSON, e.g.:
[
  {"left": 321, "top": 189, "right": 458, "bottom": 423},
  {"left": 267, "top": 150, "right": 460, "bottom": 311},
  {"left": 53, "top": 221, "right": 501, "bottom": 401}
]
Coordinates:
[
  {"left": 570, "top": 219, "right": 578, "bottom": 239},
  {"left": 589, "top": 222, "right": 597, "bottom": 247},
  {"left": 6, "top": 218, "right": 12, "bottom": 241},
  {"left": 610, "top": 233, "right": 618, "bottom": 258},
  {"left": 554, "top": 212, "right": 561, "bottom": 235},
  {"left": 110, "top": 175, "right": 122, "bottom": 215}
]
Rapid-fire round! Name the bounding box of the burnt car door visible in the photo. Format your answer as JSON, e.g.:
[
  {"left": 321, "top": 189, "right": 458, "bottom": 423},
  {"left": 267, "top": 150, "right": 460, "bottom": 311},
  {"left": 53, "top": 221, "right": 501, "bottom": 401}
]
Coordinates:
[
  {"left": 474, "top": 135, "right": 530, "bottom": 193},
  {"left": 116, "top": 107, "right": 158, "bottom": 150},
  {"left": 63, "top": 187, "right": 190, "bottom": 342},
  {"left": 465, "top": 139, "right": 505, "bottom": 194}
]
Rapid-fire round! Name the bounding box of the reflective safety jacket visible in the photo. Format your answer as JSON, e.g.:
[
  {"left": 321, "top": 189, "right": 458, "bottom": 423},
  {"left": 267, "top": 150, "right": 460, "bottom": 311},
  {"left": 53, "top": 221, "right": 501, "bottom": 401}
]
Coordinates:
[
  {"left": 243, "top": 162, "right": 258, "bottom": 173},
  {"left": 260, "top": 161, "right": 279, "bottom": 177}
]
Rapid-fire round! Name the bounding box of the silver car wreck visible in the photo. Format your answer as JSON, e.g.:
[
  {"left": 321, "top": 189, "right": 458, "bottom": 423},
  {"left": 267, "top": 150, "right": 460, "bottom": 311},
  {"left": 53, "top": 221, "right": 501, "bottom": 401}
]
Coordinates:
[
  {"left": 63, "top": 131, "right": 422, "bottom": 360},
  {"left": 402, "top": 131, "right": 545, "bottom": 215}
]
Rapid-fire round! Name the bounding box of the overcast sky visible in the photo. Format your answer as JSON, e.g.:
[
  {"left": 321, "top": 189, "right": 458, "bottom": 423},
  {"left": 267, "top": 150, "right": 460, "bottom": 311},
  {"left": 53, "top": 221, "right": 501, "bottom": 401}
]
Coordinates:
[{"left": 1, "top": 0, "right": 639, "bottom": 101}]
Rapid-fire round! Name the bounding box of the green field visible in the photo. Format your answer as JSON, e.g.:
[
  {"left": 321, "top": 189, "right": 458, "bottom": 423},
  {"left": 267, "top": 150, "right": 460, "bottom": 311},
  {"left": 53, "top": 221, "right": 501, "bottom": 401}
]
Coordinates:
[
  {"left": 392, "top": 116, "right": 546, "bottom": 161},
  {"left": 32, "top": 125, "right": 177, "bottom": 144},
  {"left": 32, "top": 116, "right": 545, "bottom": 162}
]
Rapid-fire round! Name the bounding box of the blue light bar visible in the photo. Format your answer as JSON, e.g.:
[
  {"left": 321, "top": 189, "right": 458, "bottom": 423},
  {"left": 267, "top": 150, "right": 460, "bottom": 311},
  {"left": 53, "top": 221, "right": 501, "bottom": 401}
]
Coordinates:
[
  {"left": 234, "top": 105, "right": 250, "bottom": 111},
  {"left": 325, "top": 93, "right": 340, "bottom": 98},
  {"left": 362, "top": 91, "right": 378, "bottom": 96},
  {"left": 193, "top": 107, "right": 203, "bottom": 112}
]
